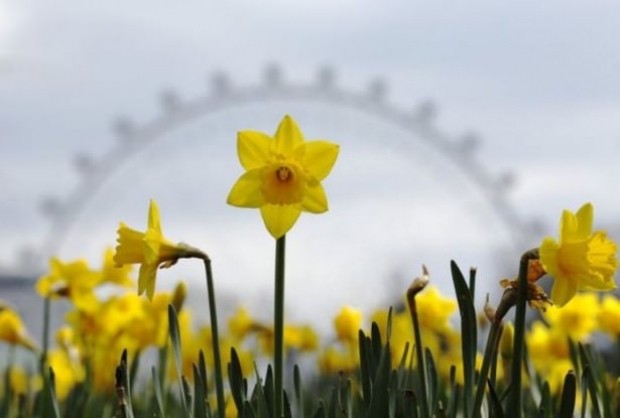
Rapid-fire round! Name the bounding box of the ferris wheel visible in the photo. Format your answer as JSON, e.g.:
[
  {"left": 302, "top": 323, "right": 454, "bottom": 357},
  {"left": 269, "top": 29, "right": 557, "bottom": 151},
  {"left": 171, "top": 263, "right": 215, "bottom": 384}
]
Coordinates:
[{"left": 33, "top": 64, "right": 538, "bottom": 319}]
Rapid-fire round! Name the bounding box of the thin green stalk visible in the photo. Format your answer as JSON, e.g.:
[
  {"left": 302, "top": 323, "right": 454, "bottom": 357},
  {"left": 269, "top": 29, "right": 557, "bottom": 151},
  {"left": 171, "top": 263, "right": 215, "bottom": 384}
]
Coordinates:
[
  {"left": 203, "top": 257, "right": 225, "bottom": 417},
  {"left": 36, "top": 297, "right": 52, "bottom": 418},
  {"left": 506, "top": 249, "right": 538, "bottom": 418},
  {"left": 40, "top": 297, "right": 51, "bottom": 373},
  {"left": 473, "top": 321, "right": 502, "bottom": 417},
  {"left": 274, "top": 235, "right": 286, "bottom": 418},
  {"left": 410, "top": 299, "right": 430, "bottom": 418}
]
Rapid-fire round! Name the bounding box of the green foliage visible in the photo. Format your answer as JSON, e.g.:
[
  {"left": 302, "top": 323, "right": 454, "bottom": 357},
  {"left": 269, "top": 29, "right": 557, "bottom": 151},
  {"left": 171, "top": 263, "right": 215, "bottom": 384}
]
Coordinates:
[{"left": 4, "top": 261, "right": 619, "bottom": 417}]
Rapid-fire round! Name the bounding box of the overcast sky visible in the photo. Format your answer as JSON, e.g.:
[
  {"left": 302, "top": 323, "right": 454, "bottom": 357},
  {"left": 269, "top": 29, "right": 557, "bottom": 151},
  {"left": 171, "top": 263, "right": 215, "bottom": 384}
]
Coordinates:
[{"left": 2, "top": 1, "right": 619, "bottom": 326}]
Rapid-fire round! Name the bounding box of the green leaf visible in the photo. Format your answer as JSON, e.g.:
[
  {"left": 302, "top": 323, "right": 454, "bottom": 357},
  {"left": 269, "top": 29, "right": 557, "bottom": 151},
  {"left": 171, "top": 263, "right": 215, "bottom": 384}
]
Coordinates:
[
  {"left": 578, "top": 343, "right": 602, "bottom": 418},
  {"left": 425, "top": 347, "right": 439, "bottom": 415},
  {"left": 193, "top": 364, "right": 208, "bottom": 418},
  {"left": 43, "top": 367, "right": 61, "bottom": 418},
  {"left": 313, "top": 401, "right": 326, "bottom": 418},
  {"left": 264, "top": 365, "right": 275, "bottom": 418},
  {"left": 367, "top": 341, "right": 391, "bottom": 418},
  {"left": 536, "top": 381, "right": 552, "bottom": 418},
  {"left": 358, "top": 330, "right": 372, "bottom": 409},
  {"left": 151, "top": 366, "right": 166, "bottom": 418},
  {"left": 557, "top": 371, "right": 576, "bottom": 418},
  {"left": 294, "top": 365, "right": 305, "bottom": 418},
  {"left": 228, "top": 348, "right": 247, "bottom": 414},
  {"left": 450, "top": 260, "right": 477, "bottom": 416},
  {"left": 168, "top": 304, "right": 190, "bottom": 417},
  {"left": 486, "top": 380, "right": 504, "bottom": 418},
  {"left": 114, "top": 350, "right": 135, "bottom": 418},
  {"left": 327, "top": 386, "right": 338, "bottom": 418},
  {"left": 250, "top": 366, "right": 269, "bottom": 418},
  {"left": 283, "top": 390, "right": 293, "bottom": 418},
  {"left": 182, "top": 376, "right": 193, "bottom": 413}
]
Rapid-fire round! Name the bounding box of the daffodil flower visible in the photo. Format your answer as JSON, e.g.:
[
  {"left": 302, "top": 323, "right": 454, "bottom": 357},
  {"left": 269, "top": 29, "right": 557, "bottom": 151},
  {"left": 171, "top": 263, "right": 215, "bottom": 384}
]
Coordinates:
[
  {"left": 539, "top": 202, "right": 618, "bottom": 307},
  {"left": 36, "top": 257, "right": 101, "bottom": 312},
  {"left": 114, "top": 199, "right": 187, "bottom": 300},
  {"left": 0, "top": 307, "right": 38, "bottom": 351},
  {"left": 227, "top": 115, "right": 339, "bottom": 239}
]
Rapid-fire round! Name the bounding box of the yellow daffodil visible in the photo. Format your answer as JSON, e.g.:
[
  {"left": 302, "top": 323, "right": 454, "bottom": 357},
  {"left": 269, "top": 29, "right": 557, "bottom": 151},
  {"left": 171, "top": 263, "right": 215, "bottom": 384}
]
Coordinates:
[
  {"left": 598, "top": 295, "right": 620, "bottom": 338},
  {"left": 228, "top": 307, "right": 256, "bottom": 341},
  {"left": 543, "top": 292, "right": 599, "bottom": 341},
  {"left": 334, "top": 306, "right": 363, "bottom": 343},
  {"left": 36, "top": 257, "right": 100, "bottom": 311},
  {"left": 318, "top": 346, "right": 358, "bottom": 374},
  {"left": 48, "top": 348, "right": 86, "bottom": 400},
  {"left": 415, "top": 287, "right": 457, "bottom": 333},
  {"left": 227, "top": 115, "right": 339, "bottom": 239},
  {"left": 0, "top": 308, "right": 37, "bottom": 351},
  {"left": 539, "top": 203, "right": 618, "bottom": 307},
  {"left": 114, "top": 199, "right": 187, "bottom": 300}
]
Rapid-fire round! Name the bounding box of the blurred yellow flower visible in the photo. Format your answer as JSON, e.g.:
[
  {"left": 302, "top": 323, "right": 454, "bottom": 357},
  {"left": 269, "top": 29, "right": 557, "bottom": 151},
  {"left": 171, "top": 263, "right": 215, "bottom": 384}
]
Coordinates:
[
  {"left": 48, "top": 348, "right": 86, "bottom": 399},
  {"left": 228, "top": 307, "right": 256, "bottom": 341},
  {"left": 0, "top": 308, "right": 37, "bottom": 351},
  {"left": 36, "top": 257, "right": 100, "bottom": 311},
  {"left": 539, "top": 203, "right": 618, "bottom": 306},
  {"left": 599, "top": 295, "right": 620, "bottom": 338},
  {"left": 318, "top": 346, "right": 358, "bottom": 374},
  {"left": 9, "top": 367, "right": 28, "bottom": 395},
  {"left": 334, "top": 305, "right": 362, "bottom": 343},
  {"left": 415, "top": 287, "right": 457, "bottom": 333},
  {"left": 100, "top": 247, "right": 134, "bottom": 288},
  {"left": 114, "top": 199, "right": 185, "bottom": 300},
  {"left": 258, "top": 324, "right": 319, "bottom": 354},
  {"left": 227, "top": 115, "right": 339, "bottom": 239},
  {"left": 544, "top": 292, "right": 599, "bottom": 341}
]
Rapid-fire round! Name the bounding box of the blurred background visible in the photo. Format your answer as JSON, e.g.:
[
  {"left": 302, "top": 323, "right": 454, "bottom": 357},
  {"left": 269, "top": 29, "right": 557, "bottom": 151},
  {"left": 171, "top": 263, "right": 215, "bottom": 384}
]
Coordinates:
[{"left": 1, "top": 1, "right": 619, "bottom": 335}]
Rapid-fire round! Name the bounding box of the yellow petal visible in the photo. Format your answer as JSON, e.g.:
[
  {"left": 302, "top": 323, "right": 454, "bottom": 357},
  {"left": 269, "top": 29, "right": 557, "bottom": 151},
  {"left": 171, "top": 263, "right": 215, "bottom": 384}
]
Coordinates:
[
  {"left": 577, "top": 273, "right": 616, "bottom": 291},
  {"left": 302, "top": 141, "right": 339, "bottom": 181},
  {"left": 550, "top": 275, "right": 578, "bottom": 307},
  {"left": 539, "top": 237, "right": 559, "bottom": 277},
  {"left": 560, "top": 209, "right": 578, "bottom": 242},
  {"left": 301, "top": 184, "right": 328, "bottom": 214},
  {"left": 260, "top": 204, "right": 302, "bottom": 239},
  {"left": 138, "top": 263, "right": 158, "bottom": 300},
  {"left": 148, "top": 199, "right": 161, "bottom": 232},
  {"left": 238, "top": 130, "right": 272, "bottom": 170},
  {"left": 587, "top": 232, "right": 618, "bottom": 277},
  {"left": 574, "top": 203, "right": 593, "bottom": 240},
  {"left": 274, "top": 115, "right": 304, "bottom": 155},
  {"left": 227, "top": 170, "right": 264, "bottom": 208},
  {"left": 143, "top": 229, "right": 163, "bottom": 264}
]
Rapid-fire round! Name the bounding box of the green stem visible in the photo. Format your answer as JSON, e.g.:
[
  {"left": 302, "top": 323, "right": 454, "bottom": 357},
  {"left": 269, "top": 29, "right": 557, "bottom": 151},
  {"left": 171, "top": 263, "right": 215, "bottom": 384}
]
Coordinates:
[
  {"left": 274, "top": 235, "right": 286, "bottom": 418},
  {"left": 40, "top": 297, "right": 51, "bottom": 374},
  {"left": 507, "top": 249, "right": 538, "bottom": 418},
  {"left": 410, "top": 299, "right": 430, "bottom": 418},
  {"left": 203, "top": 258, "right": 226, "bottom": 417},
  {"left": 473, "top": 321, "right": 502, "bottom": 417}
]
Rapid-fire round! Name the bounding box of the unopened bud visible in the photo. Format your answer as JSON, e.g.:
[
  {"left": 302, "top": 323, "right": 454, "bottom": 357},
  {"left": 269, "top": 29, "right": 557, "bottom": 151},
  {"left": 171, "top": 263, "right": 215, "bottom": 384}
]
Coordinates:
[
  {"left": 406, "top": 265, "right": 430, "bottom": 316},
  {"left": 483, "top": 294, "right": 496, "bottom": 322},
  {"left": 171, "top": 281, "right": 187, "bottom": 312}
]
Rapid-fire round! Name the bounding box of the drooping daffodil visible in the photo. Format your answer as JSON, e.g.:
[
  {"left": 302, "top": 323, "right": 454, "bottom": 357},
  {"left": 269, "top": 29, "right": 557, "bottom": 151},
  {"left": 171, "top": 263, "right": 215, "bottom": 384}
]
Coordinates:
[
  {"left": 227, "top": 115, "right": 339, "bottom": 239},
  {"left": 114, "top": 199, "right": 193, "bottom": 300}
]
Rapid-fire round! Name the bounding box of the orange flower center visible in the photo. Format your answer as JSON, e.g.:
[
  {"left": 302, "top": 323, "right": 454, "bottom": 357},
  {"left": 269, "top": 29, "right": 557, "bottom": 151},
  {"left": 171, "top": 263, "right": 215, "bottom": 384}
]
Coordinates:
[
  {"left": 276, "top": 165, "right": 293, "bottom": 182},
  {"left": 261, "top": 162, "right": 305, "bottom": 205}
]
